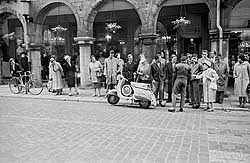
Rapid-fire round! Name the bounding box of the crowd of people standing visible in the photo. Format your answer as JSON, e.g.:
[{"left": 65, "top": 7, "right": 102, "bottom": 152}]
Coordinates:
[
  {"left": 8, "top": 48, "right": 250, "bottom": 110},
  {"left": 90, "top": 49, "right": 250, "bottom": 111}
]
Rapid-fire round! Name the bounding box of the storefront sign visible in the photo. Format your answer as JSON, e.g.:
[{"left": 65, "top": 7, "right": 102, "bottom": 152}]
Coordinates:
[{"left": 239, "top": 41, "right": 250, "bottom": 48}]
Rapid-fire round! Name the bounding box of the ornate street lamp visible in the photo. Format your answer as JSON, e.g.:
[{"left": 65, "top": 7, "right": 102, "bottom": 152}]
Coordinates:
[{"left": 105, "top": 0, "right": 121, "bottom": 41}]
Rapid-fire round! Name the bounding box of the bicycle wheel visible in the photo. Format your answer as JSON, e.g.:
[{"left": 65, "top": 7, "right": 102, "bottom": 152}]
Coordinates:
[
  {"left": 9, "top": 77, "right": 22, "bottom": 94},
  {"left": 28, "top": 79, "right": 44, "bottom": 95}
]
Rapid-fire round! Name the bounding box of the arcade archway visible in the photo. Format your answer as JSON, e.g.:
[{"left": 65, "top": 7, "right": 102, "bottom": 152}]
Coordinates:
[
  {"left": 36, "top": 2, "right": 77, "bottom": 59},
  {"left": 92, "top": 0, "right": 142, "bottom": 60},
  {"left": 156, "top": 2, "right": 209, "bottom": 59}
]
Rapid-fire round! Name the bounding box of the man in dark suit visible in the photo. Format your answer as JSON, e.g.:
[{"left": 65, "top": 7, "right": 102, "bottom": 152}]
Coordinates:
[
  {"left": 166, "top": 54, "right": 177, "bottom": 103},
  {"left": 151, "top": 53, "right": 166, "bottom": 107},
  {"left": 123, "top": 54, "right": 137, "bottom": 82}
]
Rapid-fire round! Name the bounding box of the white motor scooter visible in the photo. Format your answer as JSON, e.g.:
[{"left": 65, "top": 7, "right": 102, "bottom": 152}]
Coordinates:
[{"left": 106, "top": 75, "right": 156, "bottom": 109}]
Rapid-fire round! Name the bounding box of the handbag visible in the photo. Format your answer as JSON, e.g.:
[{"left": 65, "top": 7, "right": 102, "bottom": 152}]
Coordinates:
[
  {"left": 246, "top": 83, "right": 250, "bottom": 94},
  {"left": 209, "top": 81, "right": 217, "bottom": 90}
]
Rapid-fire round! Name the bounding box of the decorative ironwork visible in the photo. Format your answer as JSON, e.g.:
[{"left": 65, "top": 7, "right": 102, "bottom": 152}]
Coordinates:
[
  {"left": 51, "top": 25, "right": 67, "bottom": 33},
  {"left": 105, "top": 22, "right": 121, "bottom": 34},
  {"left": 172, "top": 17, "right": 191, "bottom": 29},
  {"left": 2, "top": 32, "right": 22, "bottom": 40}
]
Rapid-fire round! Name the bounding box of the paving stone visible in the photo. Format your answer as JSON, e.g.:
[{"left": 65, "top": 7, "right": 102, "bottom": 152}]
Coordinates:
[{"left": 0, "top": 97, "right": 249, "bottom": 162}]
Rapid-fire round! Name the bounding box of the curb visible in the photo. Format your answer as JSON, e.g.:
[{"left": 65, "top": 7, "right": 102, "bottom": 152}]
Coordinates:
[
  {"left": 0, "top": 95, "right": 107, "bottom": 104},
  {"left": 1, "top": 95, "right": 249, "bottom": 112}
]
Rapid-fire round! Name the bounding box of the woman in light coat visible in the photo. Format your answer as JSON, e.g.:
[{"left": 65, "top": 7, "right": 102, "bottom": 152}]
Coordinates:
[
  {"left": 233, "top": 54, "right": 250, "bottom": 108},
  {"left": 136, "top": 53, "right": 151, "bottom": 83},
  {"left": 88, "top": 55, "right": 103, "bottom": 96},
  {"left": 49, "top": 57, "right": 64, "bottom": 95},
  {"left": 196, "top": 60, "right": 219, "bottom": 112},
  {"left": 104, "top": 50, "right": 120, "bottom": 92}
]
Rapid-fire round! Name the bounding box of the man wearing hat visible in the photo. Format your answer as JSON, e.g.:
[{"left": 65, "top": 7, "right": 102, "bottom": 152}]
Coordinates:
[{"left": 169, "top": 55, "right": 191, "bottom": 112}]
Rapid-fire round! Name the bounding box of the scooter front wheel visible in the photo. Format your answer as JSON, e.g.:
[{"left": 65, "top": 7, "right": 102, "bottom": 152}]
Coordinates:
[
  {"left": 107, "top": 95, "right": 120, "bottom": 105},
  {"left": 139, "top": 101, "right": 151, "bottom": 109}
]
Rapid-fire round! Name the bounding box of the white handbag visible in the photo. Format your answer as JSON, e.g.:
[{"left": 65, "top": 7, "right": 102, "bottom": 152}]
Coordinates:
[{"left": 209, "top": 81, "right": 217, "bottom": 90}]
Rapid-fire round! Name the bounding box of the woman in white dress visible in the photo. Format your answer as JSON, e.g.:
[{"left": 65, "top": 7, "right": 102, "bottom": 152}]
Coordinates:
[
  {"left": 196, "top": 60, "right": 219, "bottom": 112},
  {"left": 233, "top": 54, "right": 250, "bottom": 108}
]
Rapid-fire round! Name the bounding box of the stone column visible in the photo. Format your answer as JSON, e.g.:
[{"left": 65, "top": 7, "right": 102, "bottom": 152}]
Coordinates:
[
  {"left": 74, "top": 37, "right": 95, "bottom": 88},
  {"left": 29, "top": 43, "right": 42, "bottom": 80},
  {"left": 139, "top": 33, "right": 159, "bottom": 62}
]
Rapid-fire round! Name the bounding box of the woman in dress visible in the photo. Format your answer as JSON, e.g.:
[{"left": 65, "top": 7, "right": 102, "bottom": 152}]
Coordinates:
[
  {"left": 196, "top": 60, "right": 219, "bottom": 112},
  {"left": 233, "top": 54, "right": 250, "bottom": 108},
  {"left": 63, "top": 55, "right": 79, "bottom": 96},
  {"left": 88, "top": 55, "right": 103, "bottom": 96},
  {"left": 49, "top": 57, "right": 64, "bottom": 95}
]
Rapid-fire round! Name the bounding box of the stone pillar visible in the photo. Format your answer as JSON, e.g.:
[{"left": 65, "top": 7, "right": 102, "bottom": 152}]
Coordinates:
[
  {"left": 74, "top": 37, "right": 95, "bottom": 88},
  {"left": 29, "top": 43, "right": 42, "bottom": 80},
  {"left": 139, "top": 33, "right": 159, "bottom": 62}
]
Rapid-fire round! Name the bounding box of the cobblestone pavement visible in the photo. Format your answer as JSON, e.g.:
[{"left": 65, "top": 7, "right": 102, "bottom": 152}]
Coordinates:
[{"left": 0, "top": 97, "right": 249, "bottom": 163}]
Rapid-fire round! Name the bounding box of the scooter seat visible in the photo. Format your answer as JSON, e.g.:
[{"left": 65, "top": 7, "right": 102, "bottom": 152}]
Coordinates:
[{"left": 131, "top": 82, "right": 151, "bottom": 90}]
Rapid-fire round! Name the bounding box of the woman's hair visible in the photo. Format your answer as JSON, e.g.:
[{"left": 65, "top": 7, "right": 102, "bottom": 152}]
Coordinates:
[
  {"left": 91, "top": 55, "right": 97, "bottom": 61},
  {"left": 127, "top": 53, "right": 133, "bottom": 59},
  {"left": 238, "top": 53, "right": 245, "bottom": 61}
]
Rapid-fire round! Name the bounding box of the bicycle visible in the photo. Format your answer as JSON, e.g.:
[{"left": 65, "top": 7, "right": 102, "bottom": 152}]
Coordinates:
[{"left": 9, "top": 71, "right": 44, "bottom": 95}]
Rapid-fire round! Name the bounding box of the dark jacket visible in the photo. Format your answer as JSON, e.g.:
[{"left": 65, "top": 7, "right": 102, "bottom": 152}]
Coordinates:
[
  {"left": 166, "top": 62, "right": 175, "bottom": 83},
  {"left": 19, "top": 56, "right": 29, "bottom": 72},
  {"left": 63, "top": 61, "right": 77, "bottom": 87},
  {"left": 174, "top": 62, "right": 191, "bottom": 81},
  {"left": 123, "top": 61, "right": 137, "bottom": 82},
  {"left": 151, "top": 61, "right": 165, "bottom": 82}
]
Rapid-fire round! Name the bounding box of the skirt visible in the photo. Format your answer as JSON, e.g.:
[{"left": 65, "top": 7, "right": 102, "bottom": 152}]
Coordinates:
[{"left": 92, "top": 82, "right": 102, "bottom": 89}]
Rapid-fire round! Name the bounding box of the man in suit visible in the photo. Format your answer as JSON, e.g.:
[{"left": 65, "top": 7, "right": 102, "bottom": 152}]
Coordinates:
[
  {"left": 151, "top": 53, "right": 166, "bottom": 107},
  {"left": 166, "top": 54, "right": 177, "bottom": 103},
  {"left": 213, "top": 54, "right": 228, "bottom": 104}
]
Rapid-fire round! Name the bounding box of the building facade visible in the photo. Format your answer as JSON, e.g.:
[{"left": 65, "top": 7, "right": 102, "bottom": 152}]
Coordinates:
[{"left": 0, "top": 0, "right": 248, "bottom": 86}]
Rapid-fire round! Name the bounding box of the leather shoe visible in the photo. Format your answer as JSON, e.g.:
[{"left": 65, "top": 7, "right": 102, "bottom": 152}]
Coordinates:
[
  {"left": 168, "top": 108, "right": 175, "bottom": 112},
  {"left": 159, "top": 102, "right": 165, "bottom": 107}
]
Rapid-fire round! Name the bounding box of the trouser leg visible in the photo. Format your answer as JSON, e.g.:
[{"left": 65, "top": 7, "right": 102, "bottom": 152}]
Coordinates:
[
  {"left": 172, "top": 93, "right": 177, "bottom": 109},
  {"left": 216, "top": 91, "right": 220, "bottom": 103},
  {"left": 190, "top": 81, "right": 194, "bottom": 104},
  {"left": 199, "top": 84, "right": 203, "bottom": 102},
  {"left": 168, "top": 82, "right": 172, "bottom": 102},
  {"left": 219, "top": 91, "right": 224, "bottom": 103},
  {"left": 193, "top": 80, "right": 200, "bottom": 106},
  {"left": 186, "top": 83, "right": 190, "bottom": 102},
  {"left": 159, "top": 80, "right": 164, "bottom": 102},
  {"left": 152, "top": 80, "right": 159, "bottom": 100}
]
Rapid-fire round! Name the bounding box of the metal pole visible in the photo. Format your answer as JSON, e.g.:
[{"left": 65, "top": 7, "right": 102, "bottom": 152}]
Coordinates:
[{"left": 217, "top": 0, "right": 223, "bottom": 55}]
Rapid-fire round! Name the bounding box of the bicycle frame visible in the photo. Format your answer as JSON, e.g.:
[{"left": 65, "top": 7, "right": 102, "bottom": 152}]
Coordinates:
[{"left": 16, "top": 71, "right": 33, "bottom": 94}]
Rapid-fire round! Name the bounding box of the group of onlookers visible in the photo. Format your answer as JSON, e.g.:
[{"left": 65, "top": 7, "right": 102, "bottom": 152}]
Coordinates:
[
  {"left": 48, "top": 54, "right": 79, "bottom": 96},
  {"left": 9, "top": 48, "right": 250, "bottom": 110},
  {"left": 90, "top": 49, "right": 249, "bottom": 111}
]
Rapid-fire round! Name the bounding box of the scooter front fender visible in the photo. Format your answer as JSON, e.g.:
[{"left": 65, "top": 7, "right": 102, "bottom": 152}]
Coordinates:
[{"left": 106, "top": 89, "right": 118, "bottom": 97}]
